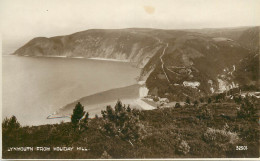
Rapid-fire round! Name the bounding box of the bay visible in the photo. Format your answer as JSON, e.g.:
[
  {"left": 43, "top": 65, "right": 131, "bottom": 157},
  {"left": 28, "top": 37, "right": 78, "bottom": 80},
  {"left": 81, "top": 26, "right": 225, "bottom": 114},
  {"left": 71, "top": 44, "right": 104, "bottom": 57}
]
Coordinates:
[{"left": 2, "top": 56, "right": 140, "bottom": 125}]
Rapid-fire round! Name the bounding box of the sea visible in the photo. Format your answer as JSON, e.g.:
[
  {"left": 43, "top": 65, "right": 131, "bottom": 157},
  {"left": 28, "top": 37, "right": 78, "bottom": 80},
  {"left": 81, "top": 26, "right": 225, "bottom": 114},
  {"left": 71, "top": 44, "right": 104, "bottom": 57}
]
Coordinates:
[{"left": 2, "top": 56, "right": 140, "bottom": 126}]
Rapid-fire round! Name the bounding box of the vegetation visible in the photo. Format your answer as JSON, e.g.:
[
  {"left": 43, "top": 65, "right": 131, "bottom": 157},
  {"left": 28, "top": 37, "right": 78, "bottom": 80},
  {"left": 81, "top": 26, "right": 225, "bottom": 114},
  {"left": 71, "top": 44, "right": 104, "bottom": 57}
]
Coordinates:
[
  {"left": 208, "top": 97, "right": 212, "bottom": 104},
  {"left": 2, "top": 115, "right": 21, "bottom": 130},
  {"left": 100, "top": 101, "right": 144, "bottom": 146},
  {"left": 236, "top": 95, "right": 258, "bottom": 121},
  {"left": 2, "top": 93, "right": 259, "bottom": 159},
  {"left": 71, "top": 102, "right": 86, "bottom": 129},
  {"left": 185, "top": 97, "right": 191, "bottom": 105},
  {"left": 175, "top": 102, "right": 181, "bottom": 108}
]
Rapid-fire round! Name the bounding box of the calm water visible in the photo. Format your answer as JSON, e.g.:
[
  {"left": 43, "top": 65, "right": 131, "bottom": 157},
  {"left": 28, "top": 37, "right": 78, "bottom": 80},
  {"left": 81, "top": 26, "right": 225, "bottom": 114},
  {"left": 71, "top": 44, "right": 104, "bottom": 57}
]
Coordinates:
[{"left": 2, "top": 56, "right": 140, "bottom": 125}]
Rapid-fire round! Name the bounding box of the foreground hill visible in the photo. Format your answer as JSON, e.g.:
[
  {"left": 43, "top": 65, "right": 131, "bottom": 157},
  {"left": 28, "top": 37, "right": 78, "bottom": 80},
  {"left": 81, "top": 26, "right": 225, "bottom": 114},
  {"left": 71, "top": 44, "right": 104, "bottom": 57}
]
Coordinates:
[
  {"left": 14, "top": 27, "right": 259, "bottom": 100},
  {"left": 2, "top": 94, "right": 259, "bottom": 159}
]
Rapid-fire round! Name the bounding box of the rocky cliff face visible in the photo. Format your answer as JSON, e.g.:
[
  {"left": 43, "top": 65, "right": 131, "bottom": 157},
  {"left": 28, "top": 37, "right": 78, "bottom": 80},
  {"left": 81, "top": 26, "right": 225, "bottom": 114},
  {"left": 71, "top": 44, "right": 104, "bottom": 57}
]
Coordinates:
[
  {"left": 14, "top": 27, "right": 259, "bottom": 100},
  {"left": 14, "top": 29, "right": 169, "bottom": 68}
]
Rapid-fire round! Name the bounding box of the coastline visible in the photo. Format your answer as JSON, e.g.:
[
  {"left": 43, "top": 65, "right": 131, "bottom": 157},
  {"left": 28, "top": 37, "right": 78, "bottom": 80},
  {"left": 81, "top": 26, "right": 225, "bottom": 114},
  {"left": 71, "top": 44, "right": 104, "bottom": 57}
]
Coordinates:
[
  {"left": 87, "top": 57, "right": 129, "bottom": 62},
  {"left": 5, "top": 54, "right": 153, "bottom": 120},
  {"left": 9, "top": 54, "right": 130, "bottom": 62},
  {"left": 48, "top": 83, "right": 156, "bottom": 120}
]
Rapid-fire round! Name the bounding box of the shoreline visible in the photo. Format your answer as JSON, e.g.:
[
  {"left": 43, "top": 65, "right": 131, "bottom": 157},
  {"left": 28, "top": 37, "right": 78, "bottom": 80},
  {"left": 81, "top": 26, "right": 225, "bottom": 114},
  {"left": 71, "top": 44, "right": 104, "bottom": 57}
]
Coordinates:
[
  {"left": 47, "top": 84, "right": 156, "bottom": 120},
  {"left": 5, "top": 54, "right": 152, "bottom": 120},
  {"left": 88, "top": 57, "right": 129, "bottom": 62},
  {"left": 7, "top": 54, "right": 130, "bottom": 62}
]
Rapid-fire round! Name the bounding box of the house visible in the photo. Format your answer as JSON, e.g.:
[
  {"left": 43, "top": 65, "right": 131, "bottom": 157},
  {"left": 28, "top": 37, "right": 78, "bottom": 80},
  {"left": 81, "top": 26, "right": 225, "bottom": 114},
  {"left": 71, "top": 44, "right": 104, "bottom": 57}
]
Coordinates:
[
  {"left": 183, "top": 81, "right": 200, "bottom": 88},
  {"left": 159, "top": 98, "right": 169, "bottom": 104}
]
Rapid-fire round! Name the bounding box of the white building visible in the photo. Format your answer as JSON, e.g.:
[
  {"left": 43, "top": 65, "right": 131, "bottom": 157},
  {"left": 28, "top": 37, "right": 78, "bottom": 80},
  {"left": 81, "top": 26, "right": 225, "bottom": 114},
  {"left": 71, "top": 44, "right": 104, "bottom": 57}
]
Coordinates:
[{"left": 183, "top": 81, "right": 200, "bottom": 88}]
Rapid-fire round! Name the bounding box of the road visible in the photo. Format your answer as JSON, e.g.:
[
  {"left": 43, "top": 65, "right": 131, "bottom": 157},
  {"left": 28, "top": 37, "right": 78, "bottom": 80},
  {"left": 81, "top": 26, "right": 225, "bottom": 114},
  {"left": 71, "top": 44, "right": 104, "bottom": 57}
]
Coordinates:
[
  {"left": 166, "top": 67, "right": 180, "bottom": 75},
  {"left": 159, "top": 43, "right": 170, "bottom": 83}
]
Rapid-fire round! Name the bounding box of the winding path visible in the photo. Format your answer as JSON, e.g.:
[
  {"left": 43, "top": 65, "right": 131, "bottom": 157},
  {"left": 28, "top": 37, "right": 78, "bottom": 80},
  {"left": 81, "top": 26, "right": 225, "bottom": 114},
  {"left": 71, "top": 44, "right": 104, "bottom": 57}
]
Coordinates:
[
  {"left": 160, "top": 43, "right": 170, "bottom": 83},
  {"left": 166, "top": 67, "right": 180, "bottom": 75}
]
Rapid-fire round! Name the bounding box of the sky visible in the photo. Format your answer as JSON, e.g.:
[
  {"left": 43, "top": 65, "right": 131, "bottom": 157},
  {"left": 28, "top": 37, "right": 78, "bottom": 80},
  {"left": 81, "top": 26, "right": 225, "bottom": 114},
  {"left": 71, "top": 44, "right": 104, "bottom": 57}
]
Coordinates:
[{"left": 0, "top": 0, "right": 260, "bottom": 54}]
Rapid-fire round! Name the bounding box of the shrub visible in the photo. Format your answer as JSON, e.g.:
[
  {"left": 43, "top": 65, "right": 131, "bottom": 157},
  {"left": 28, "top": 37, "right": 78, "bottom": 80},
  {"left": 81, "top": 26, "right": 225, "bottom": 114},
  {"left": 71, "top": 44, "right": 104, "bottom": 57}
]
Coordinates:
[
  {"left": 234, "top": 96, "right": 242, "bottom": 104},
  {"left": 101, "top": 100, "right": 145, "bottom": 146},
  {"left": 175, "top": 102, "right": 181, "bottom": 108},
  {"left": 203, "top": 127, "right": 239, "bottom": 146},
  {"left": 193, "top": 100, "right": 199, "bottom": 107},
  {"left": 185, "top": 97, "right": 190, "bottom": 104},
  {"left": 208, "top": 97, "right": 212, "bottom": 104},
  {"left": 100, "top": 150, "right": 112, "bottom": 159},
  {"left": 79, "top": 112, "right": 89, "bottom": 131},
  {"left": 153, "top": 97, "right": 159, "bottom": 102},
  {"left": 237, "top": 96, "right": 257, "bottom": 120},
  {"left": 199, "top": 98, "right": 204, "bottom": 103},
  {"left": 198, "top": 107, "right": 213, "bottom": 120},
  {"left": 177, "top": 140, "right": 190, "bottom": 155}
]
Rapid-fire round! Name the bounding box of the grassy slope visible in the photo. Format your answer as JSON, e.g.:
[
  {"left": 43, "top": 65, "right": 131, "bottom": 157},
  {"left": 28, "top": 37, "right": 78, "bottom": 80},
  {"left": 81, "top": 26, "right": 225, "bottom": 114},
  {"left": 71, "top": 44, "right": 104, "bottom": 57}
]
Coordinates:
[{"left": 3, "top": 96, "right": 259, "bottom": 159}]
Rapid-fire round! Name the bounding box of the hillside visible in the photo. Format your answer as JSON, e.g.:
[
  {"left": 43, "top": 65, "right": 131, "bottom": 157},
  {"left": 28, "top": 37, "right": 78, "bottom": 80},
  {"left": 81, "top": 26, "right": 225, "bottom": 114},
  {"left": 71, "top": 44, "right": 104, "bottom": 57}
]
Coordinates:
[
  {"left": 187, "top": 26, "right": 259, "bottom": 52},
  {"left": 2, "top": 94, "right": 259, "bottom": 159},
  {"left": 142, "top": 29, "right": 258, "bottom": 101},
  {"left": 13, "top": 28, "right": 178, "bottom": 68},
  {"left": 234, "top": 53, "right": 259, "bottom": 86},
  {"left": 14, "top": 27, "right": 259, "bottom": 101}
]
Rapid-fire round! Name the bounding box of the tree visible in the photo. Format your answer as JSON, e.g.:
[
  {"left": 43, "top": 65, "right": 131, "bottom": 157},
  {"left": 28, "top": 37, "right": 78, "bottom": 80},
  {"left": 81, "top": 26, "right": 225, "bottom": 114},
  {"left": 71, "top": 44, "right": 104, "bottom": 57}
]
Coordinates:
[
  {"left": 175, "top": 102, "right": 181, "bottom": 108},
  {"left": 199, "top": 107, "right": 213, "bottom": 120},
  {"left": 79, "top": 112, "right": 89, "bottom": 131},
  {"left": 193, "top": 100, "right": 199, "bottom": 107},
  {"left": 153, "top": 97, "right": 159, "bottom": 102},
  {"left": 185, "top": 97, "right": 190, "bottom": 105},
  {"left": 82, "top": 112, "right": 89, "bottom": 123},
  {"left": 237, "top": 96, "right": 257, "bottom": 120},
  {"left": 215, "top": 93, "right": 224, "bottom": 103},
  {"left": 71, "top": 102, "right": 85, "bottom": 129},
  {"left": 199, "top": 98, "right": 204, "bottom": 103},
  {"left": 2, "top": 115, "right": 20, "bottom": 131},
  {"left": 101, "top": 100, "right": 144, "bottom": 146},
  {"left": 2, "top": 116, "right": 21, "bottom": 147},
  {"left": 208, "top": 97, "right": 212, "bottom": 104},
  {"left": 234, "top": 95, "right": 242, "bottom": 104},
  {"left": 126, "top": 105, "right": 131, "bottom": 112}
]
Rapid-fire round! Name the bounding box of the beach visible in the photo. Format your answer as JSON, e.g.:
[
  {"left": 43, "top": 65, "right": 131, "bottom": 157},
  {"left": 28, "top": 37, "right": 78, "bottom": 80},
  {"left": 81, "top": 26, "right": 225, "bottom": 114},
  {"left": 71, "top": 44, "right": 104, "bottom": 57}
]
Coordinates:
[
  {"left": 20, "top": 54, "right": 130, "bottom": 62},
  {"left": 53, "top": 83, "right": 156, "bottom": 119}
]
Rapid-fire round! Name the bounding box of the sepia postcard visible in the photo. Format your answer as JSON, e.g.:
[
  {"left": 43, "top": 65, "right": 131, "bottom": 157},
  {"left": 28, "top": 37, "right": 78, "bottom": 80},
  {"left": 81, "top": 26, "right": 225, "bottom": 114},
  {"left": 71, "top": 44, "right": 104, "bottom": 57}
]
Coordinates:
[{"left": 1, "top": 0, "right": 259, "bottom": 160}]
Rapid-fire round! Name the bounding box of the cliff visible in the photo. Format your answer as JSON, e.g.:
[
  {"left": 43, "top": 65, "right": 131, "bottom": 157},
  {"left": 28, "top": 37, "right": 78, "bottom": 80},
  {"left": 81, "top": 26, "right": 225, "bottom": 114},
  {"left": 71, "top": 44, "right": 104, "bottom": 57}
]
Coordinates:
[{"left": 14, "top": 27, "right": 259, "bottom": 100}]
